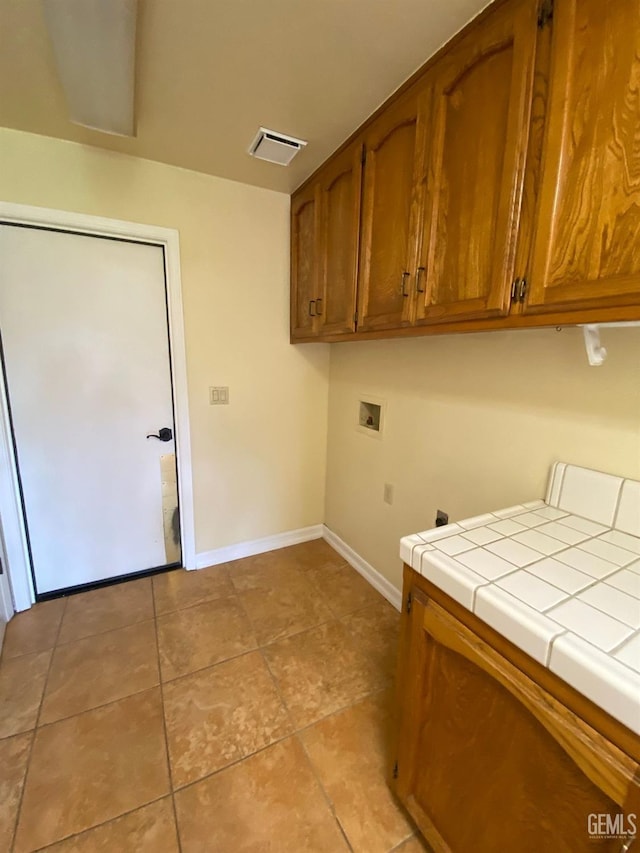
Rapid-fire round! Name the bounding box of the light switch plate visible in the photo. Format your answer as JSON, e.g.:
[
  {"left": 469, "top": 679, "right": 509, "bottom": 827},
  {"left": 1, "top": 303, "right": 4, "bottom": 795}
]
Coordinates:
[{"left": 209, "top": 386, "right": 229, "bottom": 405}]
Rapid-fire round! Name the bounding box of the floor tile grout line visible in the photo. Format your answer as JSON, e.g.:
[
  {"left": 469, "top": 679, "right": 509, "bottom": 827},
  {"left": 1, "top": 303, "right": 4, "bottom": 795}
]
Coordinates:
[
  {"left": 7, "top": 544, "right": 393, "bottom": 850},
  {"left": 31, "top": 681, "right": 162, "bottom": 734},
  {"left": 151, "top": 589, "right": 183, "bottom": 853},
  {"left": 165, "top": 682, "right": 394, "bottom": 798},
  {"left": 258, "top": 645, "right": 298, "bottom": 735},
  {"left": 28, "top": 792, "right": 172, "bottom": 852},
  {"left": 0, "top": 599, "right": 66, "bottom": 665},
  {"left": 295, "top": 730, "right": 355, "bottom": 852},
  {"left": 53, "top": 613, "right": 157, "bottom": 650},
  {"left": 10, "top": 595, "right": 69, "bottom": 852}
]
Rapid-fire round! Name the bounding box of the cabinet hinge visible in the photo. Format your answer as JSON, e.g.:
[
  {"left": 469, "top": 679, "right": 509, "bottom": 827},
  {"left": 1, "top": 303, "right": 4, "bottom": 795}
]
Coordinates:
[
  {"left": 393, "top": 760, "right": 399, "bottom": 780},
  {"left": 406, "top": 591, "right": 412, "bottom": 614},
  {"left": 538, "top": 0, "right": 553, "bottom": 28}
]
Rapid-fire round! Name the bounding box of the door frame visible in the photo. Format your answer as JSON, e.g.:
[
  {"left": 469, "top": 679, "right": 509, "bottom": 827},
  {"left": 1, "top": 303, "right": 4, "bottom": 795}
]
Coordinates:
[{"left": 0, "top": 201, "right": 196, "bottom": 610}]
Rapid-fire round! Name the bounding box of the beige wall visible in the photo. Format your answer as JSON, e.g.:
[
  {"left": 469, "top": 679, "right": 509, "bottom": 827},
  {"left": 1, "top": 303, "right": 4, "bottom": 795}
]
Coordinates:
[
  {"left": 0, "top": 128, "right": 330, "bottom": 557},
  {"left": 325, "top": 328, "right": 640, "bottom": 591}
]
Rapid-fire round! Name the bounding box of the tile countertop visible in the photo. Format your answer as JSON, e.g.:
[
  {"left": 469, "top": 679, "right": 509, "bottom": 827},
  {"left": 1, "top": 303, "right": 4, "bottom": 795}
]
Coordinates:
[{"left": 399, "top": 463, "right": 640, "bottom": 736}]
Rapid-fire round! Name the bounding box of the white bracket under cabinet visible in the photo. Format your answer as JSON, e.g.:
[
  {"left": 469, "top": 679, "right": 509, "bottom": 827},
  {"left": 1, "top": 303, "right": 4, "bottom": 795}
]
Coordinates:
[{"left": 580, "top": 322, "right": 640, "bottom": 366}]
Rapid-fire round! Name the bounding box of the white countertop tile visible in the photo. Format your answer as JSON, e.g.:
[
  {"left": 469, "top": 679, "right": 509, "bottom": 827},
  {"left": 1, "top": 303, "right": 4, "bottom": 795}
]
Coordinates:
[
  {"left": 510, "top": 511, "right": 548, "bottom": 529},
  {"left": 578, "top": 539, "right": 638, "bottom": 568},
  {"left": 577, "top": 584, "right": 640, "bottom": 629},
  {"left": 418, "top": 524, "right": 464, "bottom": 543},
  {"left": 598, "top": 530, "right": 640, "bottom": 556},
  {"left": 456, "top": 547, "right": 518, "bottom": 580},
  {"left": 614, "top": 480, "right": 640, "bottom": 537},
  {"left": 433, "top": 534, "right": 476, "bottom": 557},
  {"left": 488, "top": 519, "right": 528, "bottom": 537},
  {"left": 546, "top": 599, "right": 634, "bottom": 651},
  {"left": 550, "top": 633, "right": 640, "bottom": 735},
  {"left": 531, "top": 506, "right": 569, "bottom": 521},
  {"left": 526, "top": 558, "right": 594, "bottom": 594},
  {"left": 605, "top": 569, "right": 640, "bottom": 599},
  {"left": 485, "top": 538, "right": 542, "bottom": 568},
  {"left": 558, "top": 515, "right": 609, "bottom": 537},
  {"left": 557, "top": 466, "right": 623, "bottom": 527},
  {"left": 492, "top": 504, "right": 527, "bottom": 519},
  {"left": 420, "top": 550, "right": 487, "bottom": 611},
  {"left": 555, "top": 548, "right": 620, "bottom": 579},
  {"left": 458, "top": 513, "right": 497, "bottom": 530},
  {"left": 522, "top": 500, "right": 546, "bottom": 510},
  {"left": 460, "top": 526, "right": 503, "bottom": 546},
  {"left": 496, "top": 570, "right": 569, "bottom": 612},
  {"left": 536, "top": 521, "right": 590, "bottom": 546},
  {"left": 399, "top": 533, "right": 428, "bottom": 566},
  {"left": 512, "top": 529, "right": 566, "bottom": 556},
  {"left": 475, "top": 586, "right": 563, "bottom": 665},
  {"left": 614, "top": 633, "right": 640, "bottom": 674},
  {"left": 399, "top": 475, "right": 640, "bottom": 735}
]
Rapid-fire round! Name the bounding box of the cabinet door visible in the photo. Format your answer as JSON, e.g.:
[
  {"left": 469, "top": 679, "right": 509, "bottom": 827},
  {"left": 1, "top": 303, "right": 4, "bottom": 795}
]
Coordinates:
[
  {"left": 415, "top": 0, "right": 538, "bottom": 324},
  {"left": 290, "top": 183, "right": 321, "bottom": 338},
  {"left": 318, "top": 144, "right": 362, "bottom": 335},
  {"left": 394, "top": 593, "right": 639, "bottom": 853},
  {"left": 357, "top": 90, "right": 426, "bottom": 331},
  {"left": 527, "top": 0, "right": 640, "bottom": 313}
]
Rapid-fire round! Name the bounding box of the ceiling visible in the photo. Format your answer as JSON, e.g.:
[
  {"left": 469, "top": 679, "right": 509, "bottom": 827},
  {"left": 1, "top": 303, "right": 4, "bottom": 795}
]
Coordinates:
[{"left": 0, "top": 0, "right": 490, "bottom": 194}]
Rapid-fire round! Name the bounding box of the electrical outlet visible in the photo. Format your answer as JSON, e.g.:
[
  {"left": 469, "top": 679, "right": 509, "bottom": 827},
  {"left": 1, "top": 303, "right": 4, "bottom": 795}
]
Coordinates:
[
  {"left": 383, "top": 483, "right": 394, "bottom": 505},
  {"left": 209, "top": 386, "right": 229, "bottom": 405},
  {"left": 435, "top": 509, "right": 449, "bottom": 527}
]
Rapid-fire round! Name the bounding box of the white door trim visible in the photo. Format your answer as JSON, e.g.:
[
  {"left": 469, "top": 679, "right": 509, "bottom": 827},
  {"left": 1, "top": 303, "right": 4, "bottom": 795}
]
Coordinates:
[{"left": 0, "top": 201, "right": 195, "bottom": 610}]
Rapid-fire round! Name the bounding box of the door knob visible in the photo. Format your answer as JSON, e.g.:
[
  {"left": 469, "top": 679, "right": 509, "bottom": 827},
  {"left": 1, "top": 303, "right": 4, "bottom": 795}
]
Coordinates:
[{"left": 146, "top": 427, "right": 173, "bottom": 442}]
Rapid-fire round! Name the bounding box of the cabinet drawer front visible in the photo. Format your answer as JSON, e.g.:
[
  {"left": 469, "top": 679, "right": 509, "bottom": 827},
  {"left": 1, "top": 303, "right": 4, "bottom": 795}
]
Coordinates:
[
  {"left": 527, "top": 0, "right": 640, "bottom": 312},
  {"left": 394, "top": 592, "right": 639, "bottom": 853}
]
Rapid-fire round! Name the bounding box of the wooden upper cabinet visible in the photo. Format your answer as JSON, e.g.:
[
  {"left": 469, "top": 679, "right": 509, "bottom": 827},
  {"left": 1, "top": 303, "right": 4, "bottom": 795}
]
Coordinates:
[
  {"left": 357, "top": 89, "right": 426, "bottom": 332},
  {"left": 415, "top": 0, "right": 539, "bottom": 324},
  {"left": 526, "top": 0, "right": 640, "bottom": 313},
  {"left": 291, "top": 182, "right": 321, "bottom": 338},
  {"left": 318, "top": 144, "right": 362, "bottom": 335}
]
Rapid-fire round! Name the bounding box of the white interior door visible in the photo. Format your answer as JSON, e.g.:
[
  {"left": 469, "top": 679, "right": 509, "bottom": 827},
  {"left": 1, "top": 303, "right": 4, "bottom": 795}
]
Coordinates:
[{"left": 0, "top": 225, "right": 180, "bottom": 595}]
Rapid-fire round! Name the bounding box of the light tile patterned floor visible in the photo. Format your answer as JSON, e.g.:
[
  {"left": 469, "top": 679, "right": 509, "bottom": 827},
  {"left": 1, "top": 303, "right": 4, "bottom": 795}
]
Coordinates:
[{"left": 0, "top": 540, "right": 427, "bottom": 852}]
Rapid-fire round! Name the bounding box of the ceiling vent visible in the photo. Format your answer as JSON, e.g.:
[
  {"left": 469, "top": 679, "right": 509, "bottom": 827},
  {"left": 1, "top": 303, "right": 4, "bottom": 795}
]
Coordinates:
[{"left": 248, "top": 128, "right": 307, "bottom": 166}]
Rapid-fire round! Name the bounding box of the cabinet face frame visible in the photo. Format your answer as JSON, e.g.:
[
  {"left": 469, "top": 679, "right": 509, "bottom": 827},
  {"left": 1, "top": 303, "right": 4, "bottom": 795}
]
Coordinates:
[
  {"left": 356, "top": 88, "right": 427, "bottom": 332},
  {"left": 415, "top": 0, "right": 539, "bottom": 325},
  {"left": 290, "top": 183, "right": 321, "bottom": 339},
  {"left": 318, "top": 143, "right": 363, "bottom": 335},
  {"left": 526, "top": 0, "right": 640, "bottom": 313}
]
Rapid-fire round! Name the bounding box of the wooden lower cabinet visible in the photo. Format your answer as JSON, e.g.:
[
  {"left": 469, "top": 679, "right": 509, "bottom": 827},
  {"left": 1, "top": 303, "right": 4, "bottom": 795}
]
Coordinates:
[{"left": 391, "top": 572, "right": 640, "bottom": 853}]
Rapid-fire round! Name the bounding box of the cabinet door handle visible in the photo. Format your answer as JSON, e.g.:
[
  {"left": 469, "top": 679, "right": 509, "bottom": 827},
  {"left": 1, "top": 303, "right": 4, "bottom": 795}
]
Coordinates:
[
  {"left": 315, "top": 298, "right": 323, "bottom": 316},
  {"left": 400, "top": 272, "right": 410, "bottom": 297},
  {"left": 416, "top": 266, "right": 426, "bottom": 294},
  {"left": 308, "top": 299, "right": 316, "bottom": 317},
  {"left": 620, "top": 838, "right": 636, "bottom": 852}
]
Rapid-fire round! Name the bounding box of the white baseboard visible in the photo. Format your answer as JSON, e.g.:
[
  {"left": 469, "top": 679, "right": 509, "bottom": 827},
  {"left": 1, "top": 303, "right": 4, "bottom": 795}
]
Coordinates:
[
  {"left": 322, "top": 525, "right": 402, "bottom": 611},
  {"left": 194, "top": 524, "right": 324, "bottom": 570}
]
